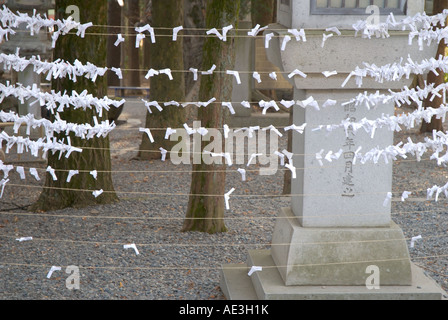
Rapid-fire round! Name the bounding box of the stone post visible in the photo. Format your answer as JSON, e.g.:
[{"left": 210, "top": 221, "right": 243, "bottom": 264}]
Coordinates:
[
  {"left": 2, "top": 0, "right": 53, "bottom": 118},
  {"left": 1, "top": 0, "right": 53, "bottom": 141},
  {"left": 230, "top": 19, "right": 253, "bottom": 119},
  {"left": 17, "top": 65, "right": 41, "bottom": 118}
]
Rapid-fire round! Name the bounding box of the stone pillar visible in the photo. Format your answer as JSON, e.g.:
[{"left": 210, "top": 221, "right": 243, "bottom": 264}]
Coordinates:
[
  {"left": 264, "top": 15, "right": 435, "bottom": 287},
  {"left": 269, "top": 80, "right": 410, "bottom": 285},
  {"left": 3, "top": 0, "right": 53, "bottom": 119},
  {"left": 272, "top": 88, "right": 411, "bottom": 286},
  {"left": 220, "top": 0, "right": 448, "bottom": 299},
  {"left": 1, "top": 1, "right": 53, "bottom": 141},
  {"left": 17, "top": 65, "right": 41, "bottom": 118},
  {"left": 230, "top": 20, "right": 253, "bottom": 118}
]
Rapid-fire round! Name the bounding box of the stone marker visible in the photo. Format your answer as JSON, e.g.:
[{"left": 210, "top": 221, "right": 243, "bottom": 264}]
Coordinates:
[{"left": 2, "top": 0, "right": 53, "bottom": 119}]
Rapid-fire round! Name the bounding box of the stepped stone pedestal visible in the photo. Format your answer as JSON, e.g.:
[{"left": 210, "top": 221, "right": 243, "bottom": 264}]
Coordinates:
[{"left": 220, "top": 0, "right": 448, "bottom": 300}]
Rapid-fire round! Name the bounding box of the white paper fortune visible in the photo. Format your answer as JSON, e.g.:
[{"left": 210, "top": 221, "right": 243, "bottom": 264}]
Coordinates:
[
  {"left": 160, "top": 147, "right": 167, "bottom": 161},
  {"left": 172, "top": 26, "right": 183, "bottom": 41},
  {"left": 248, "top": 266, "right": 262, "bottom": 276},
  {"left": 237, "top": 168, "right": 246, "bottom": 181},
  {"left": 139, "top": 128, "right": 154, "bottom": 143},
  {"left": 224, "top": 187, "right": 236, "bottom": 210},
  {"left": 16, "top": 236, "right": 32, "bottom": 242},
  {"left": 47, "top": 266, "right": 61, "bottom": 278},
  {"left": 92, "top": 189, "right": 103, "bottom": 198},
  {"left": 124, "top": 243, "right": 140, "bottom": 255},
  {"left": 410, "top": 235, "right": 422, "bottom": 248}
]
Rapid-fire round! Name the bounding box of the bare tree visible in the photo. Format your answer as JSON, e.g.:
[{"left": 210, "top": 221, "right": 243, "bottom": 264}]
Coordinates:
[
  {"left": 183, "top": 0, "right": 240, "bottom": 233},
  {"left": 31, "top": 0, "right": 118, "bottom": 211},
  {"left": 136, "top": 0, "right": 186, "bottom": 160},
  {"left": 107, "top": 0, "right": 122, "bottom": 88},
  {"left": 420, "top": 0, "right": 447, "bottom": 133},
  {"left": 125, "top": 0, "right": 141, "bottom": 89}
]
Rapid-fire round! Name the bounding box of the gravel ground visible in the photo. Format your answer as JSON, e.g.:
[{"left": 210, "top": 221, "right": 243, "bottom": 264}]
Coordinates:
[{"left": 0, "top": 100, "right": 447, "bottom": 300}]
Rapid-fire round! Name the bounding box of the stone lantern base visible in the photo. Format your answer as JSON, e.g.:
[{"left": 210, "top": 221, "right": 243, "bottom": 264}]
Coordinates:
[
  {"left": 221, "top": 208, "right": 448, "bottom": 300},
  {"left": 220, "top": 250, "right": 447, "bottom": 300},
  {"left": 220, "top": 208, "right": 448, "bottom": 300}
]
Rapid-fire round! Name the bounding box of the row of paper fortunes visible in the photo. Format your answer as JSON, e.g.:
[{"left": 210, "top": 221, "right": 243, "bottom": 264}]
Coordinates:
[{"left": 2, "top": 5, "right": 448, "bottom": 46}]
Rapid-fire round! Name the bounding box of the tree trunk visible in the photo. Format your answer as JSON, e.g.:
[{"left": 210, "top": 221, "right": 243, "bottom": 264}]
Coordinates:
[
  {"left": 125, "top": 0, "right": 141, "bottom": 89},
  {"left": 420, "top": 0, "right": 447, "bottom": 133},
  {"left": 251, "top": 0, "right": 275, "bottom": 26},
  {"left": 107, "top": 0, "right": 122, "bottom": 87},
  {"left": 136, "top": 0, "right": 186, "bottom": 160},
  {"left": 142, "top": 0, "right": 151, "bottom": 71},
  {"left": 182, "top": 0, "right": 240, "bottom": 233},
  {"left": 183, "top": 0, "right": 206, "bottom": 95},
  {"left": 30, "top": 0, "right": 118, "bottom": 212}
]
